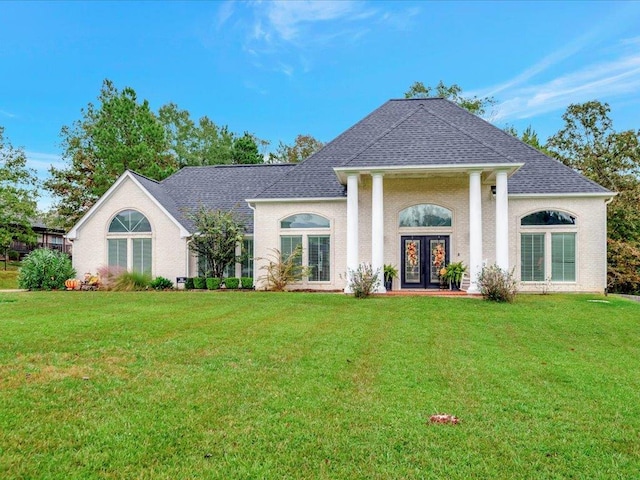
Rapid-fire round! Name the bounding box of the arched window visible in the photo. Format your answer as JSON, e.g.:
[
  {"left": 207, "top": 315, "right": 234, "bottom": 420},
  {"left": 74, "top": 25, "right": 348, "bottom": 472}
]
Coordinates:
[
  {"left": 520, "top": 210, "right": 576, "bottom": 283},
  {"left": 399, "top": 204, "right": 452, "bottom": 227},
  {"left": 279, "top": 213, "right": 331, "bottom": 283},
  {"left": 281, "top": 213, "right": 330, "bottom": 229},
  {"left": 107, "top": 210, "right": 152, "bottom": 275},
  {"left": 109, "top": 210, "right": 152, "bottom": 232},
  {"left": 521, "top": 210, "right": 575, "bottom": 226}
]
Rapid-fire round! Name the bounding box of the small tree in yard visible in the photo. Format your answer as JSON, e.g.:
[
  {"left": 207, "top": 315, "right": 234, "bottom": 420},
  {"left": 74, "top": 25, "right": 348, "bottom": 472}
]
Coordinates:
[{"left": 187, "top": 206, "right": 246, "bottom": 280}]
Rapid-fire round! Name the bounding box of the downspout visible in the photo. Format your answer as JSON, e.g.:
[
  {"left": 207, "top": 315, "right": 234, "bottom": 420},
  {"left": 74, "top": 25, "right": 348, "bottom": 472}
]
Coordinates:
[
  {"left": 248, "top": 202, "right": 256, "bottom": 289},
  {"left": 185, "top": 237, "right": 193, "bottom": 281},
  {"left": 603, "top": 195, "right": 615, "bottom": 296}
]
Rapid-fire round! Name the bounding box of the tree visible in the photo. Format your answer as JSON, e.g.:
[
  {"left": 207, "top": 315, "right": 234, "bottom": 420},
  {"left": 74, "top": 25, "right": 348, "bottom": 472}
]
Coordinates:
[
  {"left": 187, "top": 206, "right": 247, "bottom": 279},
  {"left": 159, "top": 104, "right": 266, "bottom": 166},
  {"left": 546, "top": 100, "right": 640, "bottom": 293},
  {"left": 404, "top": 80, "right": 496, "bottom": 116},
  {"left": 269, "top": 134, "right": 324, "bottom": 163},
  {"left": 45, "top": 79, "right": 177, "bottom": 228},
  {"left": 504, "top": 125, "right": 552, "bottom": 155},
  {"left": 0, "top": 127, "right": 38, "bottom": 270}
]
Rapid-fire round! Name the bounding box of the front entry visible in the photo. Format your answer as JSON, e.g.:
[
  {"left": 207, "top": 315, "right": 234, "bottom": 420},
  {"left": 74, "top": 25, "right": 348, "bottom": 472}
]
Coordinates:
[{"left": 401, "top": 235, "right": 450, "bottom": 289}]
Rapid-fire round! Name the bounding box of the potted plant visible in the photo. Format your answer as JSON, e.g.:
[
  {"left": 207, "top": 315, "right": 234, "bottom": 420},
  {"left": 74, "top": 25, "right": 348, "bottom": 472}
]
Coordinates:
[
  {"left": 443, "top": 261, "right": 467, "bottom": 290},
  {"left": 383, "top": 264, "right": 398, "bottom": 291}
]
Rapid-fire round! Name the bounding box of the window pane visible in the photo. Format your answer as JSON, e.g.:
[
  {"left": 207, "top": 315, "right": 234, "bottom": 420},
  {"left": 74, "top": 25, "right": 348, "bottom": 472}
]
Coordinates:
[
  {"left": 223, "top": 263, "right": 235, "bottom": 278},
  {"left": 132, "top": 238, "right": 152, "bottom": 275},
  {"left": 281, "top": 214, "right": 330, "bottom": 229},
  {"left": 109, "top": 210, "right": 152, "bottom": 233},
  {"left": 198, "top": 255, "right": 211, "bottom": 277},
  {"left": 399, "top": 204, "right": 452, "bottom": 227},
  {"left": 280, "top": 236, "right": 303, "bottom": 266},
  {"left": 521, "top": 211, "right": 576, "bottom": 226},
  {"left": 308, "top": 236, "right": 330, "bottom": 282},
  {"left": 521, "top": 234, "right": 545, "bottom": 281},
  {"left": 242, "top": 239, "right": 254, "bottom": 278},
  {"left": 552, "top": 233, "right": 576, "bottom": 282},
  {"left": 108, "top": 239, "right": 127, "bottom": 270}
]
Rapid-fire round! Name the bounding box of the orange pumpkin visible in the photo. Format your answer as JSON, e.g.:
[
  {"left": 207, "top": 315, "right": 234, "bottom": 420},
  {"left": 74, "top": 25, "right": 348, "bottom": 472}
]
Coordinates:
[{"left": 65, "top": 279, "right": 79, "bottom": 290}]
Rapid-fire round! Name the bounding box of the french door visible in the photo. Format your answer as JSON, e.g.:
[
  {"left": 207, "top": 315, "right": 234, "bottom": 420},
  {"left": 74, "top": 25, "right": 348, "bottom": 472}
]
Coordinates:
[{"left": 400, "top": 235, "right": 450, "bottom": 289}]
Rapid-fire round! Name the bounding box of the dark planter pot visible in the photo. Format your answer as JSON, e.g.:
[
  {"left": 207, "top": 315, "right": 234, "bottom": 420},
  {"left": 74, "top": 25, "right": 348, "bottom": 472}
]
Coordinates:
[
  {"left": 384, "top": 280, "right": 393, "bottom": 291},
  {"left": 451, "top": 280, "right": 461, "bottom": 291}
]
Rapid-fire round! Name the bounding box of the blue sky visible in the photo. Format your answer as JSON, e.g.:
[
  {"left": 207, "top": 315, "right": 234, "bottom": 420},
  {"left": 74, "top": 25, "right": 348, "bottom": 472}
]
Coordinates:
[{"left": 1, "top": 1, "right": 640, "bottom": 210}]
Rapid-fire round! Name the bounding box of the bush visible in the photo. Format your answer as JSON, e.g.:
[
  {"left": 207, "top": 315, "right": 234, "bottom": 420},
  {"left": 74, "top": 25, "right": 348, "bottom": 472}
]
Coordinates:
[
  {"left": 185, "top": 277, "right": 195, "bottom": 290},
  {"left": 224, "top": 277, "right": 240, "bottom": 289},
  {"left": 259, "top": 246, "right": 310, "bottom": 291},
  {"left": 206, "top": 277, "right": 221, "bottom": 290},
  {"left": 96, "top": 265, "right": 126, "bottom": 290},
  {"left": 150, "top": 276, "right": 173, "bottom": 290},
  {"left": 477, "top": 264, "right": 518, "bottom": 302},
  {"left": 348, "top": 263, "right": 380, "bottom": 299},
  {"left": 193, "top": 277, "right": 206, "bottom": 289},
  {"left": 111, "top": 271, "right": 152, "bottom": 291},
  {"left": 240, "top": 277, "right": 253, "bottom": 289},
  {"left": 8, "top": 250, "right": 20, "bottom": 261},
  {"left": 18, "top": 248, "right": 75, "bottom": 291}
]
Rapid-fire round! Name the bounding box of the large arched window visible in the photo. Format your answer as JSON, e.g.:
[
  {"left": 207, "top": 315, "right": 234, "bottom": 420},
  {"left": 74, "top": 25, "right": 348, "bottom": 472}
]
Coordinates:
[
  {"left": 107, "top": 210, "right": 152, "bottom": 275},
  {"left": 279, "top": 213, "right": 331, "bottom": 283},
  {"left": 520, "top": 210, "right": 576, "bottom": 283},
  {"left": 399, "top": 204, "right": 452, "bottom": 227}
]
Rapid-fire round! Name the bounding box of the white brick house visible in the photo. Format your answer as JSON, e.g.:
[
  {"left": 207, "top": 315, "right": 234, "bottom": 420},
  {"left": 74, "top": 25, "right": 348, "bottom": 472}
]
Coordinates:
[{"left": 67, "top": 99, "right": 613, "bottom": 293}]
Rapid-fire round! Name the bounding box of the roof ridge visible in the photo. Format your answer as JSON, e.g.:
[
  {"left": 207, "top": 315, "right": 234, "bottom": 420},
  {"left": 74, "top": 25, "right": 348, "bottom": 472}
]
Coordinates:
[
  {"left": 128, "top": 169, "right": 161, "bottom": 184},
  {"left": 419, "top": 102, "right": 519, "bottom": 164}
]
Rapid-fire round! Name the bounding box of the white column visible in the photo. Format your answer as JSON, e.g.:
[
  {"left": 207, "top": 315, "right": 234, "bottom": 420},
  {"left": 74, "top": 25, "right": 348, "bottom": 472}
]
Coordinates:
[
  {"left": 495, "top": 170, "right": 509, "bottom": 271},
  {"left": 345, "top": 174, "right": 359, "bottom": 293},
  {"left": 371, "top": 172, "right": 385, "bottom": 293},
  {"left": 468, "top": 170, "right": 483, "bottom": 293}
]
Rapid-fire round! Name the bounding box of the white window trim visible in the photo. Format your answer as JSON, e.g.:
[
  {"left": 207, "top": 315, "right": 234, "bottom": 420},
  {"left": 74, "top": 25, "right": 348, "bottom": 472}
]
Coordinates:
[
  {"left": 279, "top": 228, "right": 333, "bottom": 285},
  {"left": 519, "top": 227, "right": 577, "bottom": 284}
]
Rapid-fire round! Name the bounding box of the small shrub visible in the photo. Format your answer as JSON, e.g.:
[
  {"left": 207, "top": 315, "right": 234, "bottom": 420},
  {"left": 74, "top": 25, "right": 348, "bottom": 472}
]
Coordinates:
[
  {"left": 18, "top": 248, "right": 75, "bottom": 291},
  {"left": 224, "top": 277, "right": 240, "bottom": 289},
  {"left": 477, "top": 264, "right": 518, "bottom": 302},
  {"left": 111, "top": 271, "right": 152, "bottom": 291},
  {"left": 240, "top": 277, "right": 253, "bottom": 289},
  {"left": 193, "top": 277, "right": 206, "bottom": 289},
  {"left": 96, "top": 265, "right": 126, "bottom": 290},
  {"left": 348, "top": 263, "right": 380, "bottom": 299},
  {"left": 8, "top": 250, "right": 20, "bottom": 261},
  {"left": 184, "top": 277, "right": 195, "bottom": 290},
  {"left": 206, "top": 277, "right": 221, "bottom": 290},
  {"left": 259, "top": 246, "right": 310, "bottom": 291},
  {"left": 150, "top": 276, "right": 173, "bottom": 290}
]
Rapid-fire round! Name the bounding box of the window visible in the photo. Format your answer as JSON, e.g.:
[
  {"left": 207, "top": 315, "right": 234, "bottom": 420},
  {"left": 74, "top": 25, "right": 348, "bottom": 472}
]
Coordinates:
[
  {"left": 552, "top": 233, "right": 575, "bottom": 282},
  {"left": 520, "top": 210, "right": 576, "bottom": 283},
  {"left": 241, "top": 239, "right": 254, "bottom": 278},
  {"left": 521, "top": 234, "right": 545, "bottom": 281},
  {"left": 107, "top": 210, "right": 152, "bottom": 275},
  {"left": 399, "top": 204, "right": 452, "bottom": 227},
  {"left": 279, "top": 214, "right": 331, "bottom": 283}
]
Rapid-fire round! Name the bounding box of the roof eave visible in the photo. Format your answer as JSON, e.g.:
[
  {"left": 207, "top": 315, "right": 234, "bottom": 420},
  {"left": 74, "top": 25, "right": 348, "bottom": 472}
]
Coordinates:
[{"left": 333, "top": 163, "right": 524, "bottom": 184}]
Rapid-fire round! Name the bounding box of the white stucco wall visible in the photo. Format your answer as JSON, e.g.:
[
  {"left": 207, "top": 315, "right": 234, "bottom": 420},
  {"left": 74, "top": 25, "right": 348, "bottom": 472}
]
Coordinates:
[{"left": 70, "top": 176, "right": 190, "bottom": 285}]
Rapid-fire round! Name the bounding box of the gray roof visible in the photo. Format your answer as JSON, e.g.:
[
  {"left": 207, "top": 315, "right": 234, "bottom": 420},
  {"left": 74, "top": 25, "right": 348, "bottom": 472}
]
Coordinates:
[
  {"left": 255, "top": 98, "right": 610, "bottom": 198},
  {"left": 132, "top": 99, "right": 610, "bottom": 231},
  {"left": 130, "top": 164, "right": 296, "bottom": 234}
]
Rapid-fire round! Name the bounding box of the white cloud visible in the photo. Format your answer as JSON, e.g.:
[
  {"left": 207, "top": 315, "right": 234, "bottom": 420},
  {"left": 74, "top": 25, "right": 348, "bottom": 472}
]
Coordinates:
[
  {"left": 0, "top": 109, "right": 17, "bottom": 118},
  {"left": 491, "top": 53, "right": 640, "bottom": 121}
]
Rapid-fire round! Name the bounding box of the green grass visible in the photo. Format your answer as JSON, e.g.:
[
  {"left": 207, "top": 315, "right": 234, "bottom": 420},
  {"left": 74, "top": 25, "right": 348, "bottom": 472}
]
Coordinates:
[
  {"left": 0, "top": 261, "right": 20, "bottom": 289},
  {"left": 1, "top": 292, "right": 639, "bottom": 479}
]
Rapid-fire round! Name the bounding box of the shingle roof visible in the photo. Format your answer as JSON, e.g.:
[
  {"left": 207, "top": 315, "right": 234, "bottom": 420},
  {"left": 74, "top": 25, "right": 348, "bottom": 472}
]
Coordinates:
[
  {"left": 130, "top": 164, "right": 296, "bottom": 234},
  {"left": 255, "top": 98, "right": 611, "bottom": 198}
]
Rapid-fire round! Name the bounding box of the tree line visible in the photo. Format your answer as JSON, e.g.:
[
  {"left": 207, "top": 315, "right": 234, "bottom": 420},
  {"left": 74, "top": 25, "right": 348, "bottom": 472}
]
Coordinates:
[{"left": 1, "top": 79, "right": 638, "bottom": 292}]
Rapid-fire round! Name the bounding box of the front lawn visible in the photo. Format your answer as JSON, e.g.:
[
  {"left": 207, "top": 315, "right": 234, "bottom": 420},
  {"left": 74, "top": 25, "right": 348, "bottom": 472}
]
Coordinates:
[
  {"left": 0, "top": 261, "right": 20, "bottom": 289},
  {"left": 1, "top": 292, "right": 638, "bottom": 478}
]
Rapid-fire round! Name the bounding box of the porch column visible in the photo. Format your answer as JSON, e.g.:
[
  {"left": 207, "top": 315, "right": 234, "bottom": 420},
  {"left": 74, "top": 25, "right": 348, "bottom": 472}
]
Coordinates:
[
  {"left": 495, "top": 170, "right": 509, "bottom": 270},
  {"left": 371, "top": 172, "right": 385, "bottom": 292},
  {"left": 345, "top": 173, "right": 359, "bottom": 293},
  {"left": 468, "top": 170, "right": 483, "bottom": 293}
]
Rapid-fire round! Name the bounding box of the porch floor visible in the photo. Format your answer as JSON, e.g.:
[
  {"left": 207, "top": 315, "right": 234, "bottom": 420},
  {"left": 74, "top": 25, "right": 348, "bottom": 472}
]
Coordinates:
[{"left": 383, "top": 289, "right": 479, "bottom": 297}]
